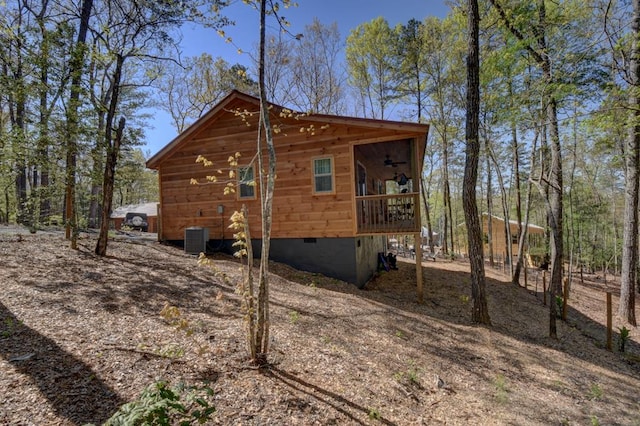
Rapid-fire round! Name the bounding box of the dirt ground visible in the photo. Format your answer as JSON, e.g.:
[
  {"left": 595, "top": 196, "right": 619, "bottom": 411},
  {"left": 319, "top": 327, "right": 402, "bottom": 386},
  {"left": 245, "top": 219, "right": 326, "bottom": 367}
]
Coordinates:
[{"left": 1, "top": 226, "right": 639, "bottom": 425}]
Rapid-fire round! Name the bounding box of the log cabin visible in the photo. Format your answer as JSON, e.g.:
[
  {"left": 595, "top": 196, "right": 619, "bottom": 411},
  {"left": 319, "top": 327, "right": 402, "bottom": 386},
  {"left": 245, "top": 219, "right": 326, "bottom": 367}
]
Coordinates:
[
  {"left": 457, "top": 213, "right": 545, "bottom": 265},
  {"left": 146, "top": 90, "right": 429, "bottom": 290}
]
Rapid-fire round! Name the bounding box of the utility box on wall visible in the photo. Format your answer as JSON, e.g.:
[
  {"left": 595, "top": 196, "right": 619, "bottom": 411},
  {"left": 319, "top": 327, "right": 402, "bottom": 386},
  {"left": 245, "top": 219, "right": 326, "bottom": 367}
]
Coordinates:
[{"left": 184, "top": 227, "right": 209, "bottom": 254}]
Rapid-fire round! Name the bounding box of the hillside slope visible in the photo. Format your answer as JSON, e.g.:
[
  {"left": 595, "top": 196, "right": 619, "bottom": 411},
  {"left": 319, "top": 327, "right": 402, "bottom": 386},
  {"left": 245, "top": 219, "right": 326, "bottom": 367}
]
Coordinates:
[{"left": 0, "top": 230, "right": 638, "bottom": 425}]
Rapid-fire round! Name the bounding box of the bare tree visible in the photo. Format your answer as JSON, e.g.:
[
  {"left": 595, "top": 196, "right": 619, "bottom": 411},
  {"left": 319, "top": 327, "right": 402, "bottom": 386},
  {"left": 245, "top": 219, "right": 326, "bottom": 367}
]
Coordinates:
[
  {"left": 262, "top": 33, "right": 295, "bottom": 107},
  {"left": 158, "top": 54, "right": 258, "bottom": 132},
  {"left": 289, "top": 19, "right": 346, "bottom": 114}
]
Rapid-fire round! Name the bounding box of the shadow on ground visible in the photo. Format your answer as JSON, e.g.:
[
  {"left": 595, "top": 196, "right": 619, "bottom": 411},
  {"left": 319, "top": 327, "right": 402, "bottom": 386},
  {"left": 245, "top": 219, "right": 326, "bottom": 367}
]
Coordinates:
[{"left": 0, "top": 300, "right": 124, "bottom": 424}]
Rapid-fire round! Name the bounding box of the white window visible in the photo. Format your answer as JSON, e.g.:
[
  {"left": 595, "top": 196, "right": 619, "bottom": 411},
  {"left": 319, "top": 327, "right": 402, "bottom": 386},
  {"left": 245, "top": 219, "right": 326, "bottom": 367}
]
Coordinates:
[
  {"left": 313, "top": 157, "right": 334, "bottom": 194},
  {"left": 238, "top": 165, "right": 255, "bottom": 199}
]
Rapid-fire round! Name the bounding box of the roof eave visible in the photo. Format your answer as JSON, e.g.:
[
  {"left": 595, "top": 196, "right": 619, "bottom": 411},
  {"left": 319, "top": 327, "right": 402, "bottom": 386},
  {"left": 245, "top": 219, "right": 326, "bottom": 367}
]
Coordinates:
[{"left": 146, "top": 90, "right": 258, "bottom": 169}]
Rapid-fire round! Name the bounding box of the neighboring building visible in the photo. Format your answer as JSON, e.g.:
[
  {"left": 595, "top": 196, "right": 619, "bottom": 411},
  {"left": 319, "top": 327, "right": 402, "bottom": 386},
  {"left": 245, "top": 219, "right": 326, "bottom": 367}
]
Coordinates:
[
  {"left": 110, "top": 202, "right": 158, "bottom": 233},
  {"left": 146, "top": 90, "right": 429, "bottom": 287},
  {"left": 457, "top": 213, "right": 545, "bottom": 263},
  {"left": 421, "top": 226, "right": 440, "bottom": 247}
]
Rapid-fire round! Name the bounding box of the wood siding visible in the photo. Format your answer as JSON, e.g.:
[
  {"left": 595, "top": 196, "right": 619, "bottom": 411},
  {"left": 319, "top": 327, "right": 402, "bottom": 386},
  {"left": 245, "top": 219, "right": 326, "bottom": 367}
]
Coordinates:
[
  {"left": 149, "top": 92, "right": 428, "bottom": 242},
  {"left": 456, "top": 214, "right": 545, "bottom": 258}
]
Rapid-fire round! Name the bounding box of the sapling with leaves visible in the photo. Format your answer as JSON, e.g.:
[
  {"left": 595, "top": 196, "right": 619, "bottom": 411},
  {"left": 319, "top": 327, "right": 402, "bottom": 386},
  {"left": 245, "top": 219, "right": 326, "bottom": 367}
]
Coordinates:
[
  {"left": 160, "top": 302, "right": 210, "bottom": 357},
  {"left": 618, "top": 326, "right": 630, "bottom": 352},
  {"left": 192, "top": 106, "right": 327, "bottom": 362},
  {"left": 193, "top": 152, "right": 261, "bottom": 360},
  {"left": 196, "top": 0, "right": 322, "bottom": 366}
]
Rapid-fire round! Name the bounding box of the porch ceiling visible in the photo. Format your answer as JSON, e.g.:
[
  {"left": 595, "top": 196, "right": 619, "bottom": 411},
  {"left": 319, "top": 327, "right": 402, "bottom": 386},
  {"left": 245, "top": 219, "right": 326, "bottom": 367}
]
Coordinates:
[{"left": 356, "top": 140, "right": 412, "bottom": 181}]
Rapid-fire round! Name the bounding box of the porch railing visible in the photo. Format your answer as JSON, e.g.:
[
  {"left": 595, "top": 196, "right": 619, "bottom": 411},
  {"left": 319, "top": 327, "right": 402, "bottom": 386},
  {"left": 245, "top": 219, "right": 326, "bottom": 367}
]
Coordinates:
[{"left": 356, "top": 193, "right": 420, "bottom": 234}]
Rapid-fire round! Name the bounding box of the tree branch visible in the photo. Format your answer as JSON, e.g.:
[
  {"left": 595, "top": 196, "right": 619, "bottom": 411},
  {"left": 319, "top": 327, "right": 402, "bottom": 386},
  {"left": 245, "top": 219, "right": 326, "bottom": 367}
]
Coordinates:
[{"left": 487, "top": 0, "right": 545, "bottom": 64}]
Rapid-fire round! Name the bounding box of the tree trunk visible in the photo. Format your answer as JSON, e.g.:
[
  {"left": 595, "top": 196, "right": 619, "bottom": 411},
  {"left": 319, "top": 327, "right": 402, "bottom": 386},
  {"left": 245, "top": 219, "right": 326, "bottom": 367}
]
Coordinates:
[
  {"left": 95, "top": 54, "right": 125, "bottom": 257},
  {"left": 88, "top": 137, "right": 105, "bottom": 229},
  {"left": 11, "top": 15, "right": 28, "bottom": 227},
  {"left": 37, "top": 147, "right": 50, "bottom": 224},
  {"left": 510, "top": 106, "right": 524, "bottom": 285},
  {"left": 88, "top": 183, "right": 102, "bottom": 229},
  {"left": 64, "top": 0, "right": 93, "bottom": 249},
  {"left": 253, "top": 0, "right": 275, "bottom": 366},
  {"left": 14, "top": 163, "right": 28, "bottom": 226},
  {"left": 95, "top": 117, "right": 125, "bottom": 256},
  {"left": 618, "top": 0, "right": 639, "bottom": 326},
  {"left": 485, "top": 148, "right": 494, "bottom": 267},
  {"left": 3, "top": 185, "right": 10, "bottom": 224},
  {"left": 89, "top": 88, "right": 107, "bottom": 229},
  {"left": 488, "top": 0, "right": 564, "bottom": 338},
  {"left": 516, "top": 130, "right": 539, "bottom": 285},
  {"left": 464, "top": 0, "right": 491, "bottom": 325},
  {"left": 538, "top": 0, "right": 564, "bottom": 339},
  {"left": 442, "top": 142, "right": 451, "bottom": 255},
  {"left": 446, "top": 176, "right": 454, "bottom": 254},
  {"left": 35, "top": 4, "right": 52, "bottom": 228},
  {"left": 242, "top": 205, "right": 256, "bottom": 360},
  {"left": 564, "top": 102, "right": 580, "bottom": 318},
  {"left": 421, "top": 178, "right": 435, "bottom": 253},
  {"left": 487, "top": 142, "right": 513, "bottom": 277}
]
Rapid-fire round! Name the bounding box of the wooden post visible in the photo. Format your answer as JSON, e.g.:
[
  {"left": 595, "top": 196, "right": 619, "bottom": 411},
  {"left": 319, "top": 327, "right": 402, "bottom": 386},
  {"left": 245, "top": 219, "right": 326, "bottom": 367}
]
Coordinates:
[
  {"left": 524, "top": 263, "right": 528, "bottom": 289},
  {"left": 562, "top": 277, "right": 569, "bottom": 320},
  {"left": 415, "top": 233, "right": 423, "bottom": 304},
  {"left": 157, "top": 203, "right": 162, "bottom": 241},
  {"left": 606, "top": 292, "right": 612, "bottom": 351},
  {"left": 543, "top": 272, "right": 547, "bottom": 306}
]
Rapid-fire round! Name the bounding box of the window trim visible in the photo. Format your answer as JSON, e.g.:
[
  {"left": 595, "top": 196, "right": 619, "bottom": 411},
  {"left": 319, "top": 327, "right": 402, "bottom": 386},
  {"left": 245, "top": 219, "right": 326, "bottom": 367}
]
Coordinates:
[
  {"left": 311, "top": 155, "right": 335, "bottom": 195},
  {"left": 237, "top": 164, "right": 256, "bottom": 200}
]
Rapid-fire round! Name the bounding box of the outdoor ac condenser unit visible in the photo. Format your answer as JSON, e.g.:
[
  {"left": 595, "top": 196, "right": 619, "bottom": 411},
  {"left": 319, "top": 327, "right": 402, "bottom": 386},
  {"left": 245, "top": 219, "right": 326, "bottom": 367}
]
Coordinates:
[{"left": 184, "top": 227, "right": 209, "bottom": 254}]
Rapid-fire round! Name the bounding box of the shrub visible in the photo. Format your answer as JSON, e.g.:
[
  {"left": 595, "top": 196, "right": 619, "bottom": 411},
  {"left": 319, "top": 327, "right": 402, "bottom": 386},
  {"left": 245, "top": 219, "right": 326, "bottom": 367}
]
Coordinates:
[
  {"left": 618, "top": 326, "right": 630, "bottom": 353},
  {"left": 494, "top": 374, "right": 509, "bottom": 403},
  {"left": 104, "top": 381, "right": 215, "bottom": 426}
]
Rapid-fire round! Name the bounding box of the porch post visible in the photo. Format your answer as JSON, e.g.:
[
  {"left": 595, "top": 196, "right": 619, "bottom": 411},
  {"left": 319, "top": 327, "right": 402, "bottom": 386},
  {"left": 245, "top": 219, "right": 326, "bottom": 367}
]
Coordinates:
[
  {"left": 415, "top": 231, "right": 423, "bottom": 303},
  {"left": 412, "top": 136, "right": 424, "bottom": 303}
]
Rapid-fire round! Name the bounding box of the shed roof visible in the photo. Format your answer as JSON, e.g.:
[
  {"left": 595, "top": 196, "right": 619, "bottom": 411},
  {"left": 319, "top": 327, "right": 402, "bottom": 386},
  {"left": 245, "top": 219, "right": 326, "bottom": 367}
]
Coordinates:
[
  {"left": 110, "top": 202, "right": 158, "bottom": 218},
  {"left": 482, "top": 213, "right": 545, "bottom": 233}
]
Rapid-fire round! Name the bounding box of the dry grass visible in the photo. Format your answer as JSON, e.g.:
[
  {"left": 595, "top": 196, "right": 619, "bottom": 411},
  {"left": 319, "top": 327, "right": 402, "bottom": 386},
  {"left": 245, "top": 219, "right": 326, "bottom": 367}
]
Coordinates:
[{"left": 1, "top": 228, "right": 639, "bottom": 425}]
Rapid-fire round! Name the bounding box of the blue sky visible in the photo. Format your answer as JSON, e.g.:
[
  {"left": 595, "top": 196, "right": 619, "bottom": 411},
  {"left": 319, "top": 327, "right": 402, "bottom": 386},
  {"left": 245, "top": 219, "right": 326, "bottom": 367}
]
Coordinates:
[{"left": 144, "top": 0, "right": 451, "bottom": 156}]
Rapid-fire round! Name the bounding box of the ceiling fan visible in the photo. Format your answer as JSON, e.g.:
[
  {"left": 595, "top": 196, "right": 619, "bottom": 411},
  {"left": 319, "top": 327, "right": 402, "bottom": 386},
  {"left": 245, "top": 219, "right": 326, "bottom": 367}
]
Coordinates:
[{"left": 384, "top": 154, "right": 407, "bottom": 168}]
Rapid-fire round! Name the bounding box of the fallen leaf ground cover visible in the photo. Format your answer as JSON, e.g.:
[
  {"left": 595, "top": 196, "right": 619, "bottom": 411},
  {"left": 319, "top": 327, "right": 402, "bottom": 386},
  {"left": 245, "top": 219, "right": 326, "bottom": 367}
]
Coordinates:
[{"left": 1, "top": 227, "right": 639, "bottom": 425}]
